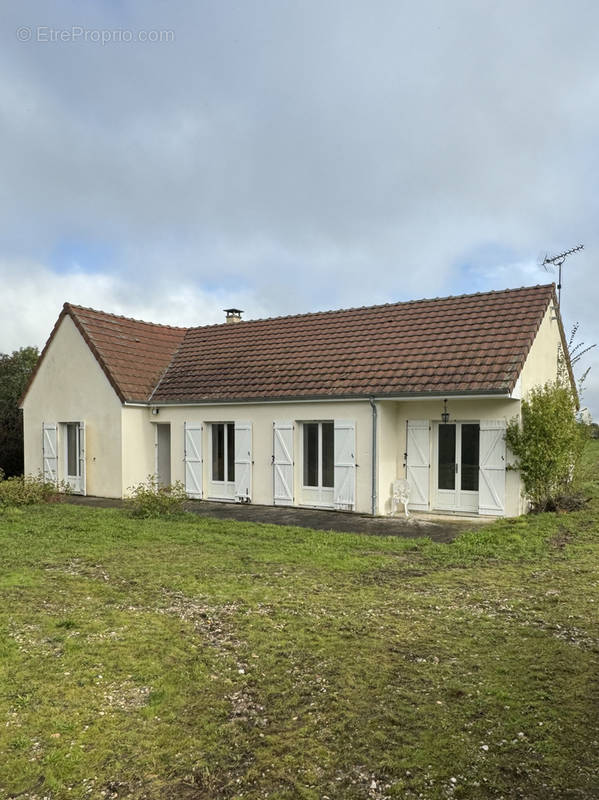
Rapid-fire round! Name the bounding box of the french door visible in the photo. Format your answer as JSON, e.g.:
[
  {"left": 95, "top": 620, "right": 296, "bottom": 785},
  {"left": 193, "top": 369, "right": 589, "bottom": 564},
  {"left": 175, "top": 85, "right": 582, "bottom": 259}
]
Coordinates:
[{"left": 435, "top": 422, "right": 479, "bottom": 512}]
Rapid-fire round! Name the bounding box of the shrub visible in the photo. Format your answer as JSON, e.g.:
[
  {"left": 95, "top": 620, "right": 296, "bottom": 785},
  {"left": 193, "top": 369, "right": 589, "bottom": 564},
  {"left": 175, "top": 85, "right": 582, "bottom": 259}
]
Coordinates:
[
  {"left": 0, "top": 472, "right": 67, "bottom": 508},
  {"left": 506, "top": 380, "right": 589, "bottom": 513},
  {"left": 125, "top": 476, "right": 187, "bottom": 518}
]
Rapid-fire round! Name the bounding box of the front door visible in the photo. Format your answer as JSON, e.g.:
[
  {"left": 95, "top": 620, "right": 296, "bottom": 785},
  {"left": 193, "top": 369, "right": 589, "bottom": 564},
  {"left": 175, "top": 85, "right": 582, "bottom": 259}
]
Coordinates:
[{"left": 435, "top": 422, "right": 479, "bottom": 512}]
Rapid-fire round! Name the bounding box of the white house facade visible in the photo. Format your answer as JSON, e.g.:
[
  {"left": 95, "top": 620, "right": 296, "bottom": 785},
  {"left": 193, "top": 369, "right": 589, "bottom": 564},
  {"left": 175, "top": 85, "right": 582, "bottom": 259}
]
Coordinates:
[{"left": 20, "top": 284, "right": 573, "bottom": 517}]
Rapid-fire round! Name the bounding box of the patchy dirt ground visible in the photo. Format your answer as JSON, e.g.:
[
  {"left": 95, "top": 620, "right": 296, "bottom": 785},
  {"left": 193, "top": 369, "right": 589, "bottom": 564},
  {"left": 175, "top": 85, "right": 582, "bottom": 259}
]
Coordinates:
[{"left": 65, "top": 495, "right": 488, "bottom": 542}]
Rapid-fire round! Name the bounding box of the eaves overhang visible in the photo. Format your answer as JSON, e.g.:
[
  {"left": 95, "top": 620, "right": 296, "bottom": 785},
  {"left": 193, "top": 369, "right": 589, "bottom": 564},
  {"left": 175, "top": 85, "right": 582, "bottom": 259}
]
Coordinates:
[{"left": 132, "top": 388, "right": 515, "bottom": 408}]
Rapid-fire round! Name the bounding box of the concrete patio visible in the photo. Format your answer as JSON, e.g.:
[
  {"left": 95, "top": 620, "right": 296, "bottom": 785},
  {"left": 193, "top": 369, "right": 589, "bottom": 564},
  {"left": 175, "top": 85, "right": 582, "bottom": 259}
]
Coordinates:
[{"left": 65, "top": 495, "right": 494, "bottom": 543}]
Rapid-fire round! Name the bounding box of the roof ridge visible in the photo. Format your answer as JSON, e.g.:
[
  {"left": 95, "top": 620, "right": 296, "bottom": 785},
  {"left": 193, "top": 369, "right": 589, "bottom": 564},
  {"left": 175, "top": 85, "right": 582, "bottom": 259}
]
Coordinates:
[
  {"left": 63, "top": 284, "right": 555, "bottom": 334},
  {"left": 183, "top": 283, "right": 555, "bottom": 331},
  {"left": 65, "top": 302, "right": 189, "bottom": 332}
]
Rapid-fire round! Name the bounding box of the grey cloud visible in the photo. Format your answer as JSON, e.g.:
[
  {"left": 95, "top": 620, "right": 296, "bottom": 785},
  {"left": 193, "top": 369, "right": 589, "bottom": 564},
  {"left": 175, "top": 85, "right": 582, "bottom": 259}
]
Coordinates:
[{"left": 2, "top": 0, "right": 599, "bottom": 412}]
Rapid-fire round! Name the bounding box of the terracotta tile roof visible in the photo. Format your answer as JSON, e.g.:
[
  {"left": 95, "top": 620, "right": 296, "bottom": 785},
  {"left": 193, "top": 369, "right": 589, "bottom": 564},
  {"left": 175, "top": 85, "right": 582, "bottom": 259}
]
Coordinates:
[
  {"left": 63, "top": 304, "right": 187, "bottom": 403},
  {"left": 20, "top": 285, "right": 559, "bottom": 408},
  {"left": 150, "top": 284, "right": 556, "bottom": 403}
]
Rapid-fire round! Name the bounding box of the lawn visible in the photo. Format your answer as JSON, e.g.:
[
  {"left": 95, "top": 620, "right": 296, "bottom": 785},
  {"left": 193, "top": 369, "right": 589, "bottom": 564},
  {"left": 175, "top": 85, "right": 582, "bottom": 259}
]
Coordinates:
[{"left": 1, "top": 448, "right": 599, "bottom": 799}]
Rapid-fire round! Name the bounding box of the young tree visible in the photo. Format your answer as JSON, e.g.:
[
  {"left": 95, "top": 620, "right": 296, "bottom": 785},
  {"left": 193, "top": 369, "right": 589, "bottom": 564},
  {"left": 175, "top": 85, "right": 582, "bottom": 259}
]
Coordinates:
[
  {"left": 506, "top": 379, "right": 587, "bottom": 512},
  {"left": 0, "top": 347, "right": 39, "bottom": 477}
]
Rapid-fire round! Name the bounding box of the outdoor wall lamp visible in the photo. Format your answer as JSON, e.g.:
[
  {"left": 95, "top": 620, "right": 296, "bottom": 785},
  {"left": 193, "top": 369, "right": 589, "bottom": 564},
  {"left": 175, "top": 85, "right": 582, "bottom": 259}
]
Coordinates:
[
  {"left": 151, "top": 407, "right": 160, "bottom": 416},
  {"left": 441, "top": 398, "right": 450, "bottom": 424}
]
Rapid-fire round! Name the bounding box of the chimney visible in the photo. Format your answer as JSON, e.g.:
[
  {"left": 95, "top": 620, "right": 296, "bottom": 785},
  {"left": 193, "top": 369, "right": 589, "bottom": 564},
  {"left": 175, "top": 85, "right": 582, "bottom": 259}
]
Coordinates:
[{"left": 224, "top": 308, "right": 244, "bottom": 324}]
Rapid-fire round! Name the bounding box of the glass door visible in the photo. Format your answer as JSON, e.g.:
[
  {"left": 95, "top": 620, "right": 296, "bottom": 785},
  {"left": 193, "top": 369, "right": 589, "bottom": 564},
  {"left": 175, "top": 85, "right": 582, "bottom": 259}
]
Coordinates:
[
  {"left": 438, "top": 424, "right": 456, "bottom": 491},
  {"left": 460, "top": 424, "right": 480, "bottom": 493},
  {"left": 435, "top": 422, "right": 480, "bottom": 512}
]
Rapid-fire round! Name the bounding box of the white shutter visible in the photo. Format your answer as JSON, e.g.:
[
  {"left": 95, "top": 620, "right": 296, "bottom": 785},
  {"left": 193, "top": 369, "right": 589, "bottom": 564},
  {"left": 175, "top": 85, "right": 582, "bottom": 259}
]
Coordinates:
[
  {"left": 479, "top": 420, "right": 506, "bottom": 516},
  {"left": 273, "top": 421, "right": 294, "bottom": 505},
  {"left": 334, "top": 420, "right": 355, "bottom": 511},
  {"left": 406, "top": 420, "right": 430, "bottom": 511},
  {"left": 78, "top": 422, "right": 86, "bottom": 496},
  {"left": 42, "top": 423, "right": 58, "bottom": 485},
  {"left": 234, "top": 421, "right": 252, "bottom": 502},
  {"left": 184, "top": 422, "right": 203, "bottom": 499}
]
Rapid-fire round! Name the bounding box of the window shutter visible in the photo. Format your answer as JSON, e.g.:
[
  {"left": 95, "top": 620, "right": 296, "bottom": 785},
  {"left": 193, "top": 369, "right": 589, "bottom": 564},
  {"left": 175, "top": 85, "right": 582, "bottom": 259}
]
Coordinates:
[
  {"left": 273, "top": 421, "right": 294, "bottom": 505},
  {"left": 184, "top": 422, "right": 203, "bottom": 499},
  {"left": 406, "top": 420, "right": 430, "bottom": 511},
  {"left": 333, "top": 420, "right": 355, "bottom": 510},
  {"left": 42, "top": 423, "right": 58, "bottom": 485},
  {"left": 479, "top": 420, "right": 506, "bottom": 516},
  {"left": 234, "top": 421, "right": 252, "bottom": 502},
  {"left": 78, "top": 422, "right": 86, "bottom": 496}
]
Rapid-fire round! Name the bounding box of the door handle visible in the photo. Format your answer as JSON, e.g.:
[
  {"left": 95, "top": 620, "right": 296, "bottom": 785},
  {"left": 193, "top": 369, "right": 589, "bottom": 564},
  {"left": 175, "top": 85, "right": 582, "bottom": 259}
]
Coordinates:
[{"left": 455, "top": 463, "right": 458, "bottom": 473}]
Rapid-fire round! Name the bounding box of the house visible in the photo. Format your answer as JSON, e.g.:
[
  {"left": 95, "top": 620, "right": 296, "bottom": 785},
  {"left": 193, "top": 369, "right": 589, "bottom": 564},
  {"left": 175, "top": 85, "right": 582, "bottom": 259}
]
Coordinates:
[{"left": 20, "top": 283, "right": 574, "bottom": 517}]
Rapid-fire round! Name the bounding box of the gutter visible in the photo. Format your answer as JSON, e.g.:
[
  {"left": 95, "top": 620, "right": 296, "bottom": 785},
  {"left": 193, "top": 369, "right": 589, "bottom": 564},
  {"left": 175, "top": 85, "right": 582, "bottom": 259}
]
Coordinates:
[
  {"left": 131, "top": 390, "right": 514, "bottom": 408},
  {"left": 369, "top": 397, "right": 377, "bottom": 516}
]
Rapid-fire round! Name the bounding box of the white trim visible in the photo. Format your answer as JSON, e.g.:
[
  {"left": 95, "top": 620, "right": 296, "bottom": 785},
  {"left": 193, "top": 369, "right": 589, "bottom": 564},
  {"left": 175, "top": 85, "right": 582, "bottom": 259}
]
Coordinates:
[
  {"left": 405, "top": 420, "right": 430, "bottom": 511},
  {"left": 234, "top": 421, "right": 252, "bottom": 502},
  {"left": 273, "top": 421, "right": 294, "bottom": 506},
  {"left": 333, "top": 419, "right": 356, "bottom": 511},
  {"left": 210, "top": 422, "right": 235, "bottom": 484},
  {"left": 510, "top": 375, "right": 522, "bottom": 399},
  {"left": 62, "top": 421, "right": 85, "bottom": 494},
  {"left": 154, "top": 423, "right": 158, "bottom": 478},
  {"left": 183, "top": 422, "right": 203, "bottom": 499},
  {"left": 479, "top": 420, "right": 507, "bottom": 516},
  {"left": 207, "top": 420, "right": 236, "bottom": 501},
  {"left": 79, "top": 421, "right": 86, "bottom": 496},
  {"left": 42, "top": 423, "right": 58, "bottom": 485},
  {"left": 301, "top": 421, "right": 334, "bottom": 491},
  {"left": 432, "top": 421, "right": 480, "bottom": 513},
  {"left": 140, "top": 393, "right": 514, "bottom": 408}
]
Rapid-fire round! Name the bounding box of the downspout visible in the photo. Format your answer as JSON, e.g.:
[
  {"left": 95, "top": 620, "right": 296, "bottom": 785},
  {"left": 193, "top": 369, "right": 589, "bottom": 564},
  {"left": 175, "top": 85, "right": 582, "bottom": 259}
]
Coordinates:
[{"left": 369, "top": 396, "right": 377, "bottom": 515}]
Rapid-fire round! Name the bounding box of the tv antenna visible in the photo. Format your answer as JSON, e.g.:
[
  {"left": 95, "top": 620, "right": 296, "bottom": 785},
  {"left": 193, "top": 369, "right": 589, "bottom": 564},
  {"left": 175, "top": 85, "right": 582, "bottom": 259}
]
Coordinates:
[{"left": 540, "top": 244, "right": 584, "bottom": 306}]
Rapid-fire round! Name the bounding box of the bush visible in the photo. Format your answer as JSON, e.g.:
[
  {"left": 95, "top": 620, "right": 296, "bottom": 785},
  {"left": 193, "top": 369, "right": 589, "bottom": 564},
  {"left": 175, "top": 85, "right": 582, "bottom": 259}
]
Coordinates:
[
  {"left": 506, "top": 380, "right": 589, "bottom": 513},
  {"left": 0, "top": 472, "right": 67, "bottom": 508},
  {"left": 125, "top": 476, "right": 187, "bottom": 518}
]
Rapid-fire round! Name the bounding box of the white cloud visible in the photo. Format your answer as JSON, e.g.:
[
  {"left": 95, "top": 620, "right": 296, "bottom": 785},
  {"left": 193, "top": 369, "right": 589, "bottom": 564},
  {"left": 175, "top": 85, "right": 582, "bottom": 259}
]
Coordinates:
[{"left": 0, "top": 259, "right": 271, "bottom": 352}]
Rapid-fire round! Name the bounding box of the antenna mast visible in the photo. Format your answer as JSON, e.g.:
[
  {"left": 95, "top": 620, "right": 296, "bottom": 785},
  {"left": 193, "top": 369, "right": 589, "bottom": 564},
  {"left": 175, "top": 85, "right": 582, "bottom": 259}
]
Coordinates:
[{"left": 541, "top": 244, "right": 584, "bottom": 306}]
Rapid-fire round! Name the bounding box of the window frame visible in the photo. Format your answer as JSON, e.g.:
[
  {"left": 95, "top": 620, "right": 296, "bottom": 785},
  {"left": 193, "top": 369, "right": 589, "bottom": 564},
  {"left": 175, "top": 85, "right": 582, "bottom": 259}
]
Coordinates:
[
  {"left": 302, "top": 421, "right": 334, "bottom": 490},
  {"left": 211, "top": 422, "right": 235, "bottom": 483}
]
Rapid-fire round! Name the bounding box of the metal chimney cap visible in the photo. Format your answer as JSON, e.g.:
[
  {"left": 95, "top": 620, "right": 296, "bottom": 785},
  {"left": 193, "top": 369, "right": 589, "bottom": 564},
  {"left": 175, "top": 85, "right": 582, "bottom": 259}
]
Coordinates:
[{"left": 224, "top": 308, "right": 244, "bottom": 323}]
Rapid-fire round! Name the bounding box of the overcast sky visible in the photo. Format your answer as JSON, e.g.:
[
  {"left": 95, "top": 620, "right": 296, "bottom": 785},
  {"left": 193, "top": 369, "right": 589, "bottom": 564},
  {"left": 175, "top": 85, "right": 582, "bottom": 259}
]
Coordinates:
[{"left": 2, "top": 1, "right": 598, "bottom": 415}]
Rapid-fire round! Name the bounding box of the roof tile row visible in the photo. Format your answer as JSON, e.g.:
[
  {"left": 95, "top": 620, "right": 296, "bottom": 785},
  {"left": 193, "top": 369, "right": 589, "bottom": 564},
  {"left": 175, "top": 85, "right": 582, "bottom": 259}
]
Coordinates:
[{"left": 37, "top": 284, "right": 555, "bottom": 404}]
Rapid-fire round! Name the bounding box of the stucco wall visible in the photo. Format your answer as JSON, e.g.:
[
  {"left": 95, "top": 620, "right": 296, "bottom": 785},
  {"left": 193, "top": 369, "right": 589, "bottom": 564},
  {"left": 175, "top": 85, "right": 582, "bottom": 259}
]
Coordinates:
[
  {"left": 519, "top": 304, "right": 562, "bottom": 395},
  {"left": 121, "top": 396, "right": 525, "bottom": 516},
  {"left": 122, "top": 400, "right": 376, "bottom": 513},
  {"left": 21, "top": 315, "right": 123, "bottom": 497},
  {"left": 121, "top": 406, "right": 156, "bottom": 495},
  {"left": 377, "top": 401, "right": 400, "bottom": 515},
  {"left": 389, "top": 397, "right": 523, "bottom": 516}
]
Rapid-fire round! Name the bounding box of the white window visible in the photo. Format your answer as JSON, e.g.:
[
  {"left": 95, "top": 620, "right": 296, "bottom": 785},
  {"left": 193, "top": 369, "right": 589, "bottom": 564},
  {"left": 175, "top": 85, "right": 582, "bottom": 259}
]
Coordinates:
[
  {"left": 302, "top": 422, "right": 334, "bottom": 488},
  {"left": 211, "top": 422, "right": 235, "bottom": 482}
]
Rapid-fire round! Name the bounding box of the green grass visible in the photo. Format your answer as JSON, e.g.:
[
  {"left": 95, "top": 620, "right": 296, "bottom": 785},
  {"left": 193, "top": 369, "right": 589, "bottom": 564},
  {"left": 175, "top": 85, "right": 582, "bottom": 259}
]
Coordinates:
[{"left": 1, "top": 446, "right": 599, "bottom": 799}]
